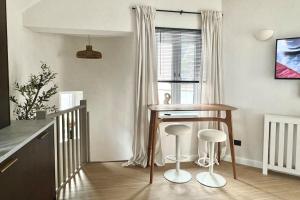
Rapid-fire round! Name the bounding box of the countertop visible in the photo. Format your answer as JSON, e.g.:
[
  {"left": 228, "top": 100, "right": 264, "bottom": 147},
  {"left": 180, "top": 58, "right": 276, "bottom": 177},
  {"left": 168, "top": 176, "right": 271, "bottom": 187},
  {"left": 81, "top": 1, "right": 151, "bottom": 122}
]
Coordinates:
[{"left": 0, "top": 119, "right": 54, "bottom": 164}]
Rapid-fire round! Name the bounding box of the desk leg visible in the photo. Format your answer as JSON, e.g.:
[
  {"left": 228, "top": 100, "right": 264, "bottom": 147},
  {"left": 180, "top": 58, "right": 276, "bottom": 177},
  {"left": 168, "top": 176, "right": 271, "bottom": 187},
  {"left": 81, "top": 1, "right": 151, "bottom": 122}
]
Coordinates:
[
  {"left": 147, "top": 111, "right": 156, "bottom": 167},
  {"left": 226, "top": 110, "right": 237, "bottom": 179},
  {"left": 217, "top": 111, "right": 221, "bottom": 163},
  {"left": 149, "top": 111, "right": 158, "bottom": 184}
]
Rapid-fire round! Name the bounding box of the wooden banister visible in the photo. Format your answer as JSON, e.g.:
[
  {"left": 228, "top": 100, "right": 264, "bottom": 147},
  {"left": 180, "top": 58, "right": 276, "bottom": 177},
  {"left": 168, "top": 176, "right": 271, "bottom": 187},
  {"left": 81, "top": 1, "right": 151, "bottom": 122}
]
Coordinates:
[{"left": 36, "top": 100, "right": 90, "bottom": 196}]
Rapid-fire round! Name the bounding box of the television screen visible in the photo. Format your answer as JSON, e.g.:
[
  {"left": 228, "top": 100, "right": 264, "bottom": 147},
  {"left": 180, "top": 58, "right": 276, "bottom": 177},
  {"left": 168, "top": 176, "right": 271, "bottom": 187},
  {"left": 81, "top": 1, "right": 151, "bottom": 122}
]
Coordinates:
[{"left": 275, "top": 37, "right": 300, "bottom": 79}]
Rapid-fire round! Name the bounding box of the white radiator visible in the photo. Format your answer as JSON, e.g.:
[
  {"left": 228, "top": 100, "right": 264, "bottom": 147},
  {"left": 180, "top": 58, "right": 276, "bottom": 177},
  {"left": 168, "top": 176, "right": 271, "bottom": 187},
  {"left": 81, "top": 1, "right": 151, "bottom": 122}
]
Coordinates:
[{"left": 263, "top": 114, "right": 300, "bottom": 176}]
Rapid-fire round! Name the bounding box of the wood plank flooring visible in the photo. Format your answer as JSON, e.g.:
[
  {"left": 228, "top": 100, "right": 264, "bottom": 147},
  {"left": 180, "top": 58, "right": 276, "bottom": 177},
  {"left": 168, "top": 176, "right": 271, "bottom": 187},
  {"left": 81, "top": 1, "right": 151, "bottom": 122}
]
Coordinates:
[{"left": 58, "top": 162, "right": 300, "bottom": 200}]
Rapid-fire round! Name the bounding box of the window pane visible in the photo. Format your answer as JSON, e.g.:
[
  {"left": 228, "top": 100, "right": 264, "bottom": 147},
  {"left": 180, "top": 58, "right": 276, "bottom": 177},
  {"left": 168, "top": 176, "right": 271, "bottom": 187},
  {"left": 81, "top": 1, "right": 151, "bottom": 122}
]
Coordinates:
[
  {"left": 158, "top": 82, "right": 172, "bottom": 104},
  {"left": 156, "top": 28, "right": 201, "bottom": 82},
  {"left": 156, "top": 28, "right": 202, "bottom": 105},
  {"left": 156, "top": 31, "right": 174, "bottom": 81},
  {"left": 158, "top": 83, "right": 199, "bottom": 104},
  {"left": 181, "top": 42, "right": 196, "bottom": 81},
  {"left": 157, "top": 41, "right": 173, "bottom": 81},
  {"left": 180, "top": 84, "right": 195, "bottom": 104}
]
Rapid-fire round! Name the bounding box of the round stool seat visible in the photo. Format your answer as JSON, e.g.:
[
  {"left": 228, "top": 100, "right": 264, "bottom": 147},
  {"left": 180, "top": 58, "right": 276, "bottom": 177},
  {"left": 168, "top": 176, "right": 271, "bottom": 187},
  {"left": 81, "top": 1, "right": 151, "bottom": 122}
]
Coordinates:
[
  {"left": 198, "top": 129, "right": 226, "bottom": 143},
  {"left": 165, "top": 124, "right": 191, "bottom": 136}
]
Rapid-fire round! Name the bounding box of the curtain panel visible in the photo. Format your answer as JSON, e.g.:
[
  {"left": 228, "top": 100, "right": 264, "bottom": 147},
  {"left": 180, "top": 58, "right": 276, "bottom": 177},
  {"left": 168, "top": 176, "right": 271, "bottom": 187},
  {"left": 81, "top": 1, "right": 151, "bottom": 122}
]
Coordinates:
[
  {"left": 124, "top": 5, "right": 164, "bottom": 168},
  {"left": 196, "top": 10, "right": 225, "bottom": 166}
]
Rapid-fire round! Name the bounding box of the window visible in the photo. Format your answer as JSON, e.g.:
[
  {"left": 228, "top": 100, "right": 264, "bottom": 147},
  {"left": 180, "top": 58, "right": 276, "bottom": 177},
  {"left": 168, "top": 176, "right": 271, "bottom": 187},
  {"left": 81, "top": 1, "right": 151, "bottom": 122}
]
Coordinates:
[
  {"left": 156, "top": 28, "right": 202, "bottom": 104},
  {"left": 59, "top": 91, "right": 83, "bottom": 110}
]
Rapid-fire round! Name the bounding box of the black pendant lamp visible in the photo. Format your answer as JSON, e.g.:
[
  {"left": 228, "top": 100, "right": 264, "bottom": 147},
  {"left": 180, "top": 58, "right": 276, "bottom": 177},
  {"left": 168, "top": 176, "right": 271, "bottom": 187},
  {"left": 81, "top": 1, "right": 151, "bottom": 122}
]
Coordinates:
[{"left": 76, "top": 35, "right": 102, "bottom": 59}]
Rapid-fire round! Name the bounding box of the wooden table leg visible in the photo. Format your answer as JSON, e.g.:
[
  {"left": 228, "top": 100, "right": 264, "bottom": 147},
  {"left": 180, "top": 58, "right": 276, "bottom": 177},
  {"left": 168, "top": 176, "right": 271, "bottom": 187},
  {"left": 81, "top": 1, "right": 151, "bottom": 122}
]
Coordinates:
[
  {"left": 149, "top": 111, "right": 158, "bottom": 184},
  {"left": 226, "top": 110, "right": 237, "bottom": 179},
  {"left": 147, "top": 111, "right": 156, "bottom": 167},
  {"left": 217, "top": 143, "right": 221, "bottom": 163}
]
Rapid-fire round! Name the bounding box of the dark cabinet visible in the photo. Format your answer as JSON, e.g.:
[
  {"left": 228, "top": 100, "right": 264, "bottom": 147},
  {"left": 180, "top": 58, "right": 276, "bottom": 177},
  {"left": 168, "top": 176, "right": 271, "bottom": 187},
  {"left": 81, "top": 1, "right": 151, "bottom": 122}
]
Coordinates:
[
  {"left": 34, "top": 125, "right": 56, "bottom": 200},
  {"left": 0, "top": 0, "right": 10, "bottom": 128},
  {"left": 0, "top": 125, "right": 56, "bottom": 200}
]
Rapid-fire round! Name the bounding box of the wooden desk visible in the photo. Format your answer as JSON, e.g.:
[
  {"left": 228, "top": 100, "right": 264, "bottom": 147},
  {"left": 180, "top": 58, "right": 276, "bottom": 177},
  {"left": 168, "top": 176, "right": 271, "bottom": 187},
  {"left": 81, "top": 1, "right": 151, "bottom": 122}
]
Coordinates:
[{"left": 147, "top": 104, "right": 237, "bottom": 183}]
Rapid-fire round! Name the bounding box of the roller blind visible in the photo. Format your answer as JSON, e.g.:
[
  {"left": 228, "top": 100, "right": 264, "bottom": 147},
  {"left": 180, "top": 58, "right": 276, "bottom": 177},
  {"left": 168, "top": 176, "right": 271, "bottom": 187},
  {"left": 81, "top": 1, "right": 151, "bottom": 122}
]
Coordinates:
[{"left": 156, "top": 28, "right": 202, "bottom": 83}]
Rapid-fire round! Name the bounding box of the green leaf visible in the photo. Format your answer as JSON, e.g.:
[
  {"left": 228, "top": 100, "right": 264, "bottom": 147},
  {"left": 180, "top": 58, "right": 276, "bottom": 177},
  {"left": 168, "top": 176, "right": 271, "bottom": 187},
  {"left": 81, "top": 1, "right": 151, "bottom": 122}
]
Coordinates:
[{"left": 11, "top": 63, "right": 58, "bottom": 120}]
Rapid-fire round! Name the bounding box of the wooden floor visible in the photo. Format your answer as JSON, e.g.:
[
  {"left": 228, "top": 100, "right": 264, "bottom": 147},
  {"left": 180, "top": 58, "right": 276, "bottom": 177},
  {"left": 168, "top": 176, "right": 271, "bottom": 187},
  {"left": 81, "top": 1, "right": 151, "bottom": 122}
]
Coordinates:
[{"left": 58, "top": 162, "right": 300, "bottom": 200}]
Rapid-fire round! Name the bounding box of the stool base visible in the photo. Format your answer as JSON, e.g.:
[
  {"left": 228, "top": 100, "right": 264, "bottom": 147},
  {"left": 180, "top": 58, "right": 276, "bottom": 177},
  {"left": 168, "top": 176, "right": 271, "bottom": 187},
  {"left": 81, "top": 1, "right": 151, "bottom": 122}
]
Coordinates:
[
  {"left": 196, "top": 172, "right": 226, "bottom": 188},
  {"left": 164, "top": 169, "right": 192, "bottom": 184}
]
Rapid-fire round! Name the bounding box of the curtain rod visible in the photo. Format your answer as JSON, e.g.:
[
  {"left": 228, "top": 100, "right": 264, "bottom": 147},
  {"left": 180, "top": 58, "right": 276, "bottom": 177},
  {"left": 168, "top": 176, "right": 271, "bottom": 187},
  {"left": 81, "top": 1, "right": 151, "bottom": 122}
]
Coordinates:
[
  {"left": 131, "top": 7, "right": 223, "bottom": 16},
  {"left": 131, "top": 7, "right": 201, "bottom": 15}
]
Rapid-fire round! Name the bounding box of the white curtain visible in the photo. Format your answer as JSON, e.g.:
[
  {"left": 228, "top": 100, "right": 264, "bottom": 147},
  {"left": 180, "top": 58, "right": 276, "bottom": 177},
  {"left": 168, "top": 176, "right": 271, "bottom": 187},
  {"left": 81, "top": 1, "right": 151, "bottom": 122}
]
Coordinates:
[
  {"left": 196, "top": 10, "right": 225, "bottom": 166},
  {"left": 123, "top": 5, "right": 164, "bottom": 168}
]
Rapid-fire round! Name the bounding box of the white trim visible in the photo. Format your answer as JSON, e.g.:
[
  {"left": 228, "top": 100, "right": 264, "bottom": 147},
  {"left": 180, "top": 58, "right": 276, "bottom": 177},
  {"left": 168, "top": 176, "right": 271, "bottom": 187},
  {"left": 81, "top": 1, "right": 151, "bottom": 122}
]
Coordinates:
[{"left": 223, "top": 155, "right": 262, "bottom": 169}]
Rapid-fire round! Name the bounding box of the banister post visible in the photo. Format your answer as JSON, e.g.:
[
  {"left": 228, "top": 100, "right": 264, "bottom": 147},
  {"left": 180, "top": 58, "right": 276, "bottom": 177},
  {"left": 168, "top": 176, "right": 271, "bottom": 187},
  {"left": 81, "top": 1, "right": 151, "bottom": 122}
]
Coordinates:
[
  {"left": 87, "top": 111, "right": 90, "bottom": 162},
  {"left": 79, "top": 100, "right": 88, "bottom": 164}
]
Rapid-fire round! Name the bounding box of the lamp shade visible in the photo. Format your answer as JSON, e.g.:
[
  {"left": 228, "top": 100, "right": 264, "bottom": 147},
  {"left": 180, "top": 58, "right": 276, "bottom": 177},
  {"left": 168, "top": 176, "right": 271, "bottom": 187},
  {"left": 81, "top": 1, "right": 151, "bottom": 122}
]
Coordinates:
[
  {"left": 76, "top": 45, "right": 102, "bottom": 59},
  {"left": 76, "top": 35, "right": 102, "bottom": 59},
  {"left": 254, "top": 29, "right": 274, "bottom": 41}
]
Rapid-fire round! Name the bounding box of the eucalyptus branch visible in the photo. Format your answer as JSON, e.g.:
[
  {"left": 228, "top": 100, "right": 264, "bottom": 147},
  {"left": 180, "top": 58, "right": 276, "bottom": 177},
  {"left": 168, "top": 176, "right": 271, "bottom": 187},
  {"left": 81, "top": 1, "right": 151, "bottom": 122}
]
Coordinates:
[{"left": 10, "top": 63, "right": 58, "bottom": 120}]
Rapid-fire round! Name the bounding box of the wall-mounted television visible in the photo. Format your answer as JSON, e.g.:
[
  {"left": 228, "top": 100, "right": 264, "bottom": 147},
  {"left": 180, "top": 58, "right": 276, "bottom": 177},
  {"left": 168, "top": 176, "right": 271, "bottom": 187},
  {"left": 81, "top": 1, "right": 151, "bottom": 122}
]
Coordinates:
[
  {"left": 0, "top": 0, "right": 10, "bottom": 129},
  {"left": 275, "top": 37, "right": 300, "bottom": 79}
]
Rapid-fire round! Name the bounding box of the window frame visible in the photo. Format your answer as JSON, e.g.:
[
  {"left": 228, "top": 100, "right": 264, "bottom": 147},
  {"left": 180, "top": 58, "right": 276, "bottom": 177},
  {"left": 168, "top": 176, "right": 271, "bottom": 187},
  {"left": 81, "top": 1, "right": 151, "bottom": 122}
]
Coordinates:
[{"left": 156, "top": 27, "right": 202, "bottom": 104}]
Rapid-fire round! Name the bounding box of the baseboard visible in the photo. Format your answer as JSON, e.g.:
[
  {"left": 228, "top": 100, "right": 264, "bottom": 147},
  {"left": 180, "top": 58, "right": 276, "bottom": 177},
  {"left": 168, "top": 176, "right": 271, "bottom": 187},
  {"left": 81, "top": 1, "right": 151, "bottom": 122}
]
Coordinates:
[
  {"left": 90, "top": 155, "right": 263, "bottom": 169},
  {"left": 223, "top": 155, "right": 262, "bottom": 169}
]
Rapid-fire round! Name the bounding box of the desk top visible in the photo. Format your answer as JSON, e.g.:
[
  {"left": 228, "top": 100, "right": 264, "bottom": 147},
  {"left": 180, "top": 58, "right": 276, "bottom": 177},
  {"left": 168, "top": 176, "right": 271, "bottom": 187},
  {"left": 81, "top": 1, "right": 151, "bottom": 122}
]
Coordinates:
[
  {"left": 0, "top": 119, "right": 54, "bottom": 164},
  {"left": 148, "top": 104, "right": 237, "bottom": 112}
]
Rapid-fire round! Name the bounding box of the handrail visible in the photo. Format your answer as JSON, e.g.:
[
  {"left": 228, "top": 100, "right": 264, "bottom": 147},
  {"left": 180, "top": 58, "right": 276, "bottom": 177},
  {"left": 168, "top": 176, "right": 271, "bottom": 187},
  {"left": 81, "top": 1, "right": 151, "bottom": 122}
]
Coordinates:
[{"left": 47, "top": 105, "right": 86, "bottom": 118}]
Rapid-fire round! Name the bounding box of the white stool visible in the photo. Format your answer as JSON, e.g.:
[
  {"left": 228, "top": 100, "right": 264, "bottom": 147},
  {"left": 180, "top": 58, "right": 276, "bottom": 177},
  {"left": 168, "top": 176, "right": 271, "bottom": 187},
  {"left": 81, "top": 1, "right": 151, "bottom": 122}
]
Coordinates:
[
  {"left": 164, "top": 124, "right": 192, "bottom": 183},
  {"left": 196, "top": 129, "right": 227, "bottom": 188}
]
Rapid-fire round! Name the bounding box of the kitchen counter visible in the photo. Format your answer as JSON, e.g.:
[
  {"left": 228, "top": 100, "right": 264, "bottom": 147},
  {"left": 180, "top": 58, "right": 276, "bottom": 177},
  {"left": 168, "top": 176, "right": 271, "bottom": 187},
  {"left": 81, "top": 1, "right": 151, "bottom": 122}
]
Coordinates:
[{"left": 0, "top": 119, "right": 54, "bottom": 164}]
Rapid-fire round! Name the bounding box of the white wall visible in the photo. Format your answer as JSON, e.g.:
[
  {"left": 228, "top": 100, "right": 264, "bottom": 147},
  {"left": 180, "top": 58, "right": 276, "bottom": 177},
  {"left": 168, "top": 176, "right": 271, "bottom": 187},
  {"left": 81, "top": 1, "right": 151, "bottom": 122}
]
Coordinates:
[
  {"left": 59, "top": 36, "right": 136, "bottom": 161},
  {"left": 12, "top": 0, "right": 300, "bottom": 165},
  {"left": 7, "top": 0, "right": 136, "bottom": 161},
  {"left": 223, "top": 0, "right": 300, "bottom": 165},
  {"left": 8, "top": 0, "right": 222, "bottom": 162},
  {"left": 23, "top": 0, "right": 221, "bottom": 36},
  {"left": 7, "top": 0, "right": 65, "bottom": 110}
]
